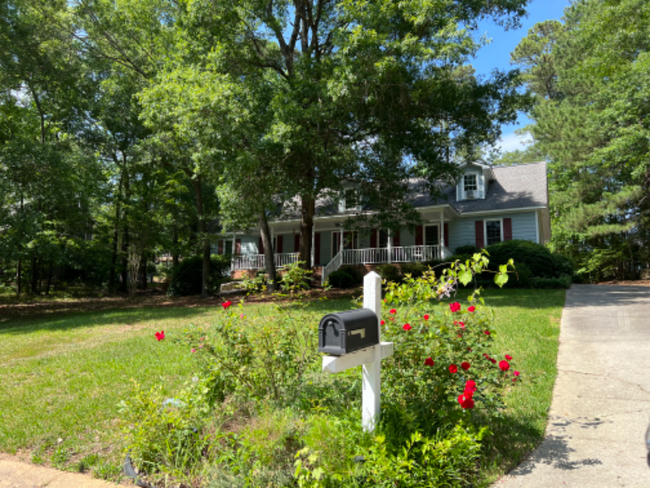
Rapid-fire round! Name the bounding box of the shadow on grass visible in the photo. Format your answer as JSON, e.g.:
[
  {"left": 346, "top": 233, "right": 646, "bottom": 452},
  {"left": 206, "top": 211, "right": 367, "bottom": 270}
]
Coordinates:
[{"left": 0, "top": 296, "right": 358, "bottom": 336}]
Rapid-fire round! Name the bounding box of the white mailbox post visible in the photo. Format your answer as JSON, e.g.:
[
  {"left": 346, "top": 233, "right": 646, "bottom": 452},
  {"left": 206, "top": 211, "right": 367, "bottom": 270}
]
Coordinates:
[{"left": 321, "top": 271, "right": 394, "bottom": 432}]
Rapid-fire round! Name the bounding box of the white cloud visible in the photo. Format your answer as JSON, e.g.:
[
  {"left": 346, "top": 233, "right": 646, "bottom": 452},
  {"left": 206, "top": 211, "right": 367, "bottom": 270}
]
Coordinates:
[{"left": 493, "top": 131, "right": 533, "bottom": 153}]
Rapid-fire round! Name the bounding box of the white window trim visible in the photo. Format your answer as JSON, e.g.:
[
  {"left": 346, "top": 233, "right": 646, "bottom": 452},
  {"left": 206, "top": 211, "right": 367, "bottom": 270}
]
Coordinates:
[
  {"left": 423, "top": 224, "right": 440, "bottom": 246},
  {"left": 484, "top": 218, "right": 504, "bottom": 246},
  {"left": 463, "top": 174, "right": 478, "bottom": 192}
]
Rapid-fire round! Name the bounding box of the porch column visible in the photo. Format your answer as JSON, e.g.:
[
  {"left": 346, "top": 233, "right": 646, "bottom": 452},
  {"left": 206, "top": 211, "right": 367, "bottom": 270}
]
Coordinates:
[
  {"left": 311, "top": 224, "right": 315, "bottom": 267},
  {"left": 387, "top": 229, "right": 392, "bottom": 264},
  {"left": 232, "top": 232, "right": 236, "bottom": 255},
  {"left": 270, "top": 226, "right": 275, "bottom": 257},
  {"left": 340, "top": 228, "right": 344, "bottom": 254},
  {"left": 439, "top": 211, "right": 445, "bottom": 260}
]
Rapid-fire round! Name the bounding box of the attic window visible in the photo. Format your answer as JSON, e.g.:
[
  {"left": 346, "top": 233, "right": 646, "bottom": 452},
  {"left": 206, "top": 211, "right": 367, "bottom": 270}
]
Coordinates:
[{"left": 464, "top": 174, "right": 477, "bottom": 192}]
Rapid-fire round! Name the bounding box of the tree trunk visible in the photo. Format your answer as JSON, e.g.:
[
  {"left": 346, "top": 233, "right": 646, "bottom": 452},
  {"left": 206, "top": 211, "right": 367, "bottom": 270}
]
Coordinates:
[
  {"left": 119, "top": 171, "right": 130, "bottom": 293},
  {"left": 108, "top": 172, "right": 123, "bottom": 293},
  {"left": 140, "top": 253, "right": 148, "bottom": 290},
  {"left": 259, "top": 212, "right": 277, "bottom": 291},
  {"left": 16, "top": 257, "right": 21, "bottom": 296},
  {"left": 191, "top": 176, "right": 210, "bottom": 298},
  {"left": 31, "top": 255, "right": 38, "bottom": 294},
  {"left": 298, "top": 196, "right": 315, "bottom": 270},
  {"left": 172, "top": 223, "right": 179, "bottom": 268},
  {"left": 45, "top": 259, "right": 53, "bottom": 295}
]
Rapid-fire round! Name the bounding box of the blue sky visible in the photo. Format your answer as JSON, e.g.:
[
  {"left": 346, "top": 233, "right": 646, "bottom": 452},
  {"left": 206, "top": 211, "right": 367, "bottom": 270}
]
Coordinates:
[{"left": 472, "top": 0, "right": 570, "bottom": 153}]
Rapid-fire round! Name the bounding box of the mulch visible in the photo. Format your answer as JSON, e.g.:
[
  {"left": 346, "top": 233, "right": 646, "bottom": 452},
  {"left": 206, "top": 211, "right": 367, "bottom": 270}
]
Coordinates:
[
  {"left": 595, "top": 279, "right": 650, "bottom": 287},
  {"left": 0, "top": 287, "right": 361, "bottom": 322}
]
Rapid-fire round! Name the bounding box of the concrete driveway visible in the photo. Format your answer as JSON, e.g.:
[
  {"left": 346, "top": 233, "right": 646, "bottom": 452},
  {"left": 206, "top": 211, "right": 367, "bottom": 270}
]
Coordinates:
[{"left": 497, "top": 285, "right": 650, "bottom": 487}]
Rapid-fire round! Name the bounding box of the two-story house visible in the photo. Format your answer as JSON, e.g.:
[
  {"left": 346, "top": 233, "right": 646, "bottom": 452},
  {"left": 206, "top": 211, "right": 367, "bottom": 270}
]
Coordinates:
[{"left": 216, "top": 161, "right": 551, "bottom": 284}]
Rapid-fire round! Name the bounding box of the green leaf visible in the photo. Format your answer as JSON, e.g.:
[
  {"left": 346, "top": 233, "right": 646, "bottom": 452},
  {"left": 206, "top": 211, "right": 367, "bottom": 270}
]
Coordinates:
[
  {"left": 458, "top": 269, "right": 473, "bottom": 286},
  {"left": 494, "top": 272, "right": 508, "bottom": 288}
]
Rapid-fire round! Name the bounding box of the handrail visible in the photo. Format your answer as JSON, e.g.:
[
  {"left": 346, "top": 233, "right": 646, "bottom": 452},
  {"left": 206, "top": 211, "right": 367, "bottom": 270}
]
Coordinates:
[
  {"left": 321, "top": 251, "right": 343, "bottom": 285},
  {"left": 231, "top": 252, "right": 299, "bottom": 271}
]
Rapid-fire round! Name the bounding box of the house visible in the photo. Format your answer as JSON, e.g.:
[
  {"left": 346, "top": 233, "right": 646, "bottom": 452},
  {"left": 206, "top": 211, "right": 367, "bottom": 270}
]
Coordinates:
[{"left": 215, "top": 161, "right": 551, "bottom": 284}]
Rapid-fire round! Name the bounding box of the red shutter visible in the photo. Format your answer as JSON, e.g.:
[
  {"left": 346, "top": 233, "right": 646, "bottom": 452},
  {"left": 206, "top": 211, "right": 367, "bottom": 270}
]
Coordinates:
[
  {"left": 315, "top": 232, "right": 321, "bottom": 266},
  {"left": 235, "top": 239, "right": 241, "bottom": 255},
  {"left": 392, "top": 230, "right": 400, "bottom": 247},
  {"left": 277, "top": 235, "right": 283, "bottom": 253},
  {"left": 370, "top": 229, "right": 377, "bottom": 248},
  {"left": 444, "top": 223, "right": 449, "bottom": 247},
  {"left": 258, "top": 237, "right": 264, "bottom": 254},
  {"left": 475, "top": 221, "right": 485, "bottom": 249},
  {"left": 294, "top": 234, "right": 300, "bottom": 253},
  {"left": 415, "top": 225, "right": 423, "bottom": 246},
  {"left": 503, "top": 218, "right": 512, "bottom": 241},
  {"left": 218, "top": 240, "right": 224, "bottom": 255}
]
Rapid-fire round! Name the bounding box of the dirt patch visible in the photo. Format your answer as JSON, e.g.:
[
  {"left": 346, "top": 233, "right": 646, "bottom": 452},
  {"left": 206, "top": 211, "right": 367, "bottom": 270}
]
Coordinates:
[
  {"left": 596, "top": 280, "right": 650, "bottom": 287},
  {"left": 0, "top": 287, "right": 360, "bottom": 321}
]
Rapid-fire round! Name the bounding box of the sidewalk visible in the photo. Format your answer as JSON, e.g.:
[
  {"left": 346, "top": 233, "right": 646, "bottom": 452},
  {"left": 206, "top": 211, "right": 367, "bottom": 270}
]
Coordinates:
[
  {"left": 0, "top": 458, "right": 120, "bottom": 488},
  {"left": 497, "top": 285, "right": 650, "bottom": 487}
]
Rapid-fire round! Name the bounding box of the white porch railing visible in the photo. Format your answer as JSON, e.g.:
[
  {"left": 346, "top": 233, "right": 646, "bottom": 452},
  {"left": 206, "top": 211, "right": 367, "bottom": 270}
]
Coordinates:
[
  {"left": 321, "top": 245, "right": 453, "bottom": 285},
  {"left": 231, "top": 252, "right": 299, "bottom": 271}
]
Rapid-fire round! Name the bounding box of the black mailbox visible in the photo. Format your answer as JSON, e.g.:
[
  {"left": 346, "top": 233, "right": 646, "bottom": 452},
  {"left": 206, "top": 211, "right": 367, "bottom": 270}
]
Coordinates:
[{"left": 318, "top": 309, "right": 379, "bottom": 356}]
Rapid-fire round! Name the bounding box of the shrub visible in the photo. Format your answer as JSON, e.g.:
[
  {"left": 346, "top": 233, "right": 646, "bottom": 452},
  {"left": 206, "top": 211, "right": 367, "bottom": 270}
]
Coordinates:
[
  {"left": 241, "top": 270, "right": 268, "bottom": 294},
  {"left": 166, "top": 255, "right": 231, "bottom": 296},
  {"left": 328, "top": 269, "right": 356, "bottom": 289},
  {"left": 454, "top": 244, "right": 480, "bottom": 255},
  {"left": 400, "top": 262, "right": 428, "bottom": 278},
  {"left": 279, "top": 261, "right": 313, "bottom": 294},
  {"left": 377, "top": 264, "right": 401, "bottom": 283},
  {"left": 485, "top": 240, "right": 573, "bottom": 279},
  {"left": 338, "top": 265, "right": 364, "bottom": 285}
]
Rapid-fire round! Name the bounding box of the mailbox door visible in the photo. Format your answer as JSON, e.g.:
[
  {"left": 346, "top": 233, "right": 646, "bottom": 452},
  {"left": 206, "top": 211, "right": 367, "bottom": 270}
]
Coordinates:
[{"left": 319, "top": 317, "right": 346, "bottom": 355}]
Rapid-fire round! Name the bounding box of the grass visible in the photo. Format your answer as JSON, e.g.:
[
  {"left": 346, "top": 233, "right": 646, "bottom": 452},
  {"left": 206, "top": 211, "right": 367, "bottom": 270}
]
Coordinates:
[{"left": 0, "top": 289, "right": 565, "bottom": 484}]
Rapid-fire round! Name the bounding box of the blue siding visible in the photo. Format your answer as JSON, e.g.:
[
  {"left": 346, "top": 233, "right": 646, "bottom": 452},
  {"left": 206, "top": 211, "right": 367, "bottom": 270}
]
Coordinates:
[
  {"left": 448, "top": 212, "right": 538, "bottom": 252},
  {"left": 240, "top": 235, "right": 258, "bottom": 255}
]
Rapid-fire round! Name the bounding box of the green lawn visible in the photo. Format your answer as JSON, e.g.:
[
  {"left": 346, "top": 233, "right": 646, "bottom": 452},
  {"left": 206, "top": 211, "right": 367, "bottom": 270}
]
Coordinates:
[{"left": 0, "top": 289, "right": 565, "bottom": 483}]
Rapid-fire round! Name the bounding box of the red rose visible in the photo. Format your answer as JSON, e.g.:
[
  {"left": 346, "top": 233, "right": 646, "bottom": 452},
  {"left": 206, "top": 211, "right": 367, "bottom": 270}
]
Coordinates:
[
  {"left": 155, "top": 330, "right": 165, "bottom": 341},
  {"left": 424, "top": 357, "right": 435, "bottom": 367},
  {"left": 467, "top": 347, "right": 472, "bottom": 352},
  {"left": 461, "top": 362, "right": 470, "bottom": 371},
  {"left": 222, "top": 300, "right": 232, "bottom": 310},
  {"left": 449, "top": 302, "right": 461, "bottom": 313},
  {"left": 403, "top": 323, "right": 412, "bottom": 331},
  {"left": 484, "top": 330, "right": 490, "bottom": 335},
  {"left": 513, "top": 371, "right": 520, "bottom": 377},
  {"left": 423, "top": 314, "right": 430, "bottom": 321},
  {"left": 505, "top": 354, "right": 513, "bottom": 360},
  {"left": 490, "top": 358, "right": 497, "bottom": 364},
  {"left": 464, "top": 380, "right": 477, "bottom": 394},
  {"left": 380, "top": 320, "right": 385, "bottom": 325},
  {"left": 449, "top": 364, "right": 458, "bottom": 374},
  {"left": 191, "top": 348, "right": 196, "bottom": 353},
  {"left": 499, "top": 360, "right": 510, "bottom": 372},
  {"left": 468, "top": 306, "right": 476, "bottom": 313},
  {"left": 389, "top": 308, "right": 397, "bottom": 314},
  {"left": 457, "top": 393, "right": 475, "bottom": 409},
  {"left": 453, "top": 320, "right": 466, "bottom": 328}
]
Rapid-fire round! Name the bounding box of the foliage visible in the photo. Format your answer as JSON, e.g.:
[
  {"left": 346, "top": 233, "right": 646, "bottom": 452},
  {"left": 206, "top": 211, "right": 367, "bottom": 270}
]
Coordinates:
[
  {"left": 400, "top": 262, "right": 429, "bottom": 279},
  {"left": 327, "top": 270, "right": 357, "bottom": 289},
  {"left": 454, "top": 245, "right": 481, "bottom": 256},
  {"left": 485, "top": 240, "right": 572, "bottom": 279},
  {"left": 376, "top": 264, "right": 402, "bottom": 284},
  {"left": 241, "top": 270, "right": 268, "bottom": 294},
  {"left": 118, "top": 381, "right": 212, "bottom": 479},
  {"left": 338, "top": 266, "right": 364, "bottom": 285},
  {"left": 531, "top": 275, "right": 572, "bottom": 289},
  {"left": 513, "top": 0, "right": 650, "bottom": 280},
  {"left": 167, "top": 256, "right": 231, "bottom": 297},
  {"left": 279, "top": 262, "right": 313, "bottom": 295}
]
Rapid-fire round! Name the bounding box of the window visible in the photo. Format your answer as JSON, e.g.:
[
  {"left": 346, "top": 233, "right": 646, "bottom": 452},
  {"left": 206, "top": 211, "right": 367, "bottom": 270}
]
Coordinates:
[
  {"left": 485, "top": 220, "right": 502, "bottom": 246},
  {"left": 340, "top": 188, "right": 360, "bottom": 212},
  {"left": 464, "top": 174, "right": 477, "bottom": 192},
  {"left": 225, "top": 240, "right": 233, "bottom": 255},
  {"left": 424, "top": 225, "right": 439, "bottom": 246}
]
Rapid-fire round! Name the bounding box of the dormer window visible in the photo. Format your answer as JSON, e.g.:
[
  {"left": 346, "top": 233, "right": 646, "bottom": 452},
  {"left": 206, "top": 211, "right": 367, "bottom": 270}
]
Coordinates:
[
  {"left": 339, "top": 188, "right": 361, "bottom": 212},
  {"left": 464, "top": 174, "right": 477, "bottom": 192}
]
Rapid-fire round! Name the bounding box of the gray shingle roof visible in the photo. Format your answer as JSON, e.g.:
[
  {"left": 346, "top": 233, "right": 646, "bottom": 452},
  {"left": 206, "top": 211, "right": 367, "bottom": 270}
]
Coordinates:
[{"left": 277, "top": 161, "right": 548, "bottom": 220}]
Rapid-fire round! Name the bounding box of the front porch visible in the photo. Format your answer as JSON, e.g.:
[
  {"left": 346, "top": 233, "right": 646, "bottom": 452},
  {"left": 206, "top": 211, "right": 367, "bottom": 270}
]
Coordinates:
[{"left": 230, "top": 244, "right": 452, "bottom": 284}]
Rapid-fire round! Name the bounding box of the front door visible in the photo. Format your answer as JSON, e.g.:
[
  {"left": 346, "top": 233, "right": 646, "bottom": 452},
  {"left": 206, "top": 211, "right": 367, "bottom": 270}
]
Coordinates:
[
  {"left": 332, "top": 231, "right": 358, "bottom": 258},
  {"left": 424, "top": 225, "right": 440, "bottom": 246}
]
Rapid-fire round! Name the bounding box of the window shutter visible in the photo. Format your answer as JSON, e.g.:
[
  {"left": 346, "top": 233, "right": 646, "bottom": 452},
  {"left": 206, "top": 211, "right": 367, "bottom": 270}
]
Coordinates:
[
  {"left": 415, "top": 225, "right": 423, "bottom": 246},
  {"left": 392, "top": 230, "right": 400, "bottom": 247},
  {"left": 370, "top": 229, "right": 377, "bottom": 248},
  {"left": 258, "top": 237, "right": 264, "bottom": 254},
  {"left": 444, "top": 223, "right": 449, "bottom": 247},
  {"left": 218, "top": 240, "right": 224, "bottom": 255},
  {"left": 315, "top": 232, "right": 321, "bottom": 266},
  {"left": 294, "top": 234, "right": 300, "bottom": 253},
  {"left": 235, "top": 239, "right": 241, "bottom": 255},
  {"left": 503, "top": 218, "right": 512, "bottom": 241},
  {"left": 276, "top": 235, "right": 283, "bottom": 253},
  {"left": 475, "top": 221, "right": 484, "bottom": 249}
]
